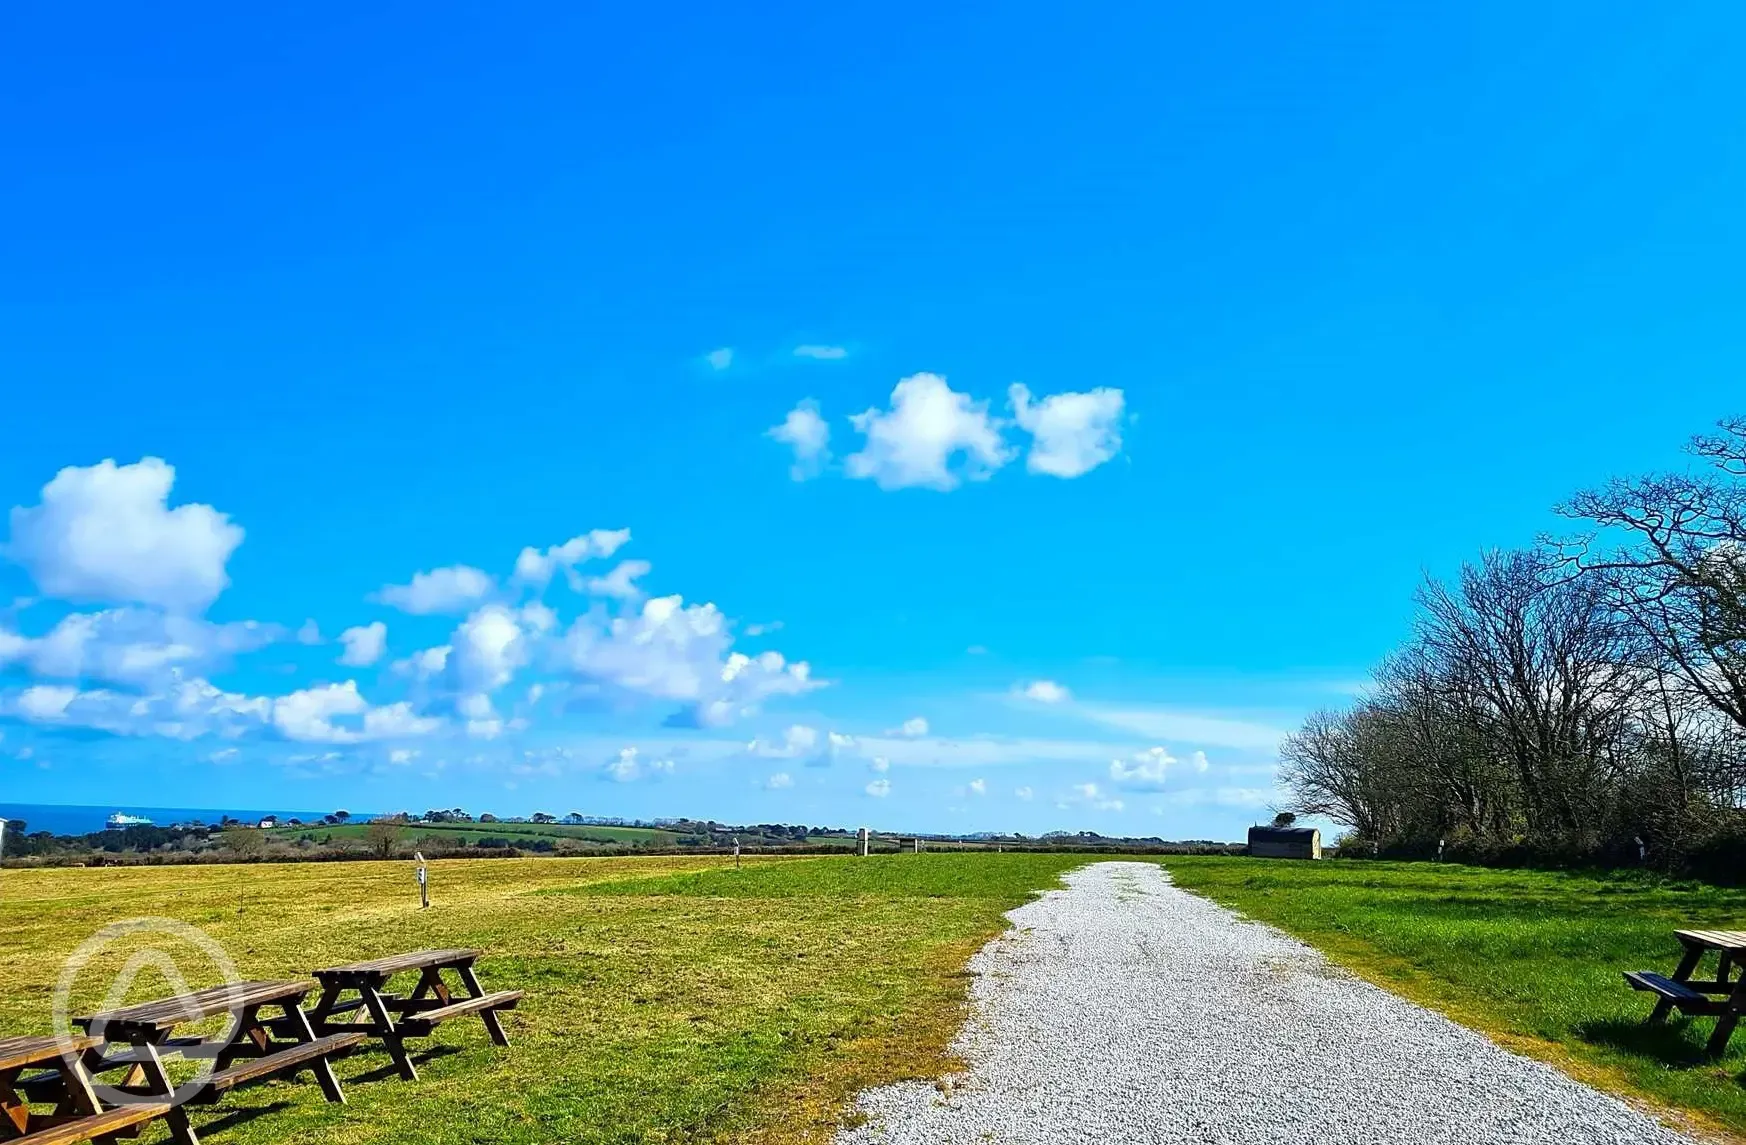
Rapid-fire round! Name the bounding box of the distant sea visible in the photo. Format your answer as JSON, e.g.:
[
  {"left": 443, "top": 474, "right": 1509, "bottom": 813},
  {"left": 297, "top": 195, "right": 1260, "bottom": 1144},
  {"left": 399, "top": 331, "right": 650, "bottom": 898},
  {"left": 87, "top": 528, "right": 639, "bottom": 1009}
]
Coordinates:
[{"left": 0, "top": 803, "right": 363, "bottom": 837}]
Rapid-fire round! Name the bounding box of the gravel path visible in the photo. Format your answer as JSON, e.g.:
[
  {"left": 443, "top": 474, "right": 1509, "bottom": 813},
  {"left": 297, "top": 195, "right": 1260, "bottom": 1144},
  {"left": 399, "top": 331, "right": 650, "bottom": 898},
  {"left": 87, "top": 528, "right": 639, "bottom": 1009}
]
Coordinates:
[{"left": 837, "top": 861, "right": 1698, "bottom": 1145}]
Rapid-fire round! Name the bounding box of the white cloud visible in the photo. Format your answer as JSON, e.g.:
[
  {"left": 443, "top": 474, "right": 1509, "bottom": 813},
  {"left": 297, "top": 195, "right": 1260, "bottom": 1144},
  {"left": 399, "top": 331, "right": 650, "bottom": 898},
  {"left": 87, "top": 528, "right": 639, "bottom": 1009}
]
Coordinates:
[
  {"left": 1, "top": 610, "right": 277, "bottom": 690},
  {"left": 603, "top": 746, "right": 674, "bottom": 782},
  {"left": 968, "top": 778, "right": 986, "bottom": 796},
  {"left": 1016, "top": 679, "right": 1070, "bottom": 704},
  {"left": 393, "top": 644, "right": 451, "bottom": 680},
  {"left": 865, "top": 777, "right": 891, "bottom": 797},
  {"left": 296, "top": 620, "right": 322, "bottom": 645},
  {"left": 270, "top": 681, "right": 441, "bottom": 744},
  {"left": 744, "top": 621, "right": 784, "bottom": 637},
  {"left": 793, "top": 344, "right": 848, "bottom": 360},
  {"left": 584, "top": 560, "right": 651, "bottom": 601},
  {"left": 1015, "top": 785, "right": 1034, "bottom": 801},
  {"left": 208, "top": 747, "right": 238, "bottom": 763},
  {"left": 705, "top": 347, "right": 734, "bottom": 371},
  {"left": 765, "top": 771, "right": 794, "bottom": 790},
  {"left": 563, "top": 594, "right": 819, "bottom": 727},
  {"left": 767, "top": 400, "right": 831, "bottom": 481},
  {"left": 869, "top": 756, "right": 890, "bottom": 773},
  {"left": 1008, "top": 384, "right": 1125, "bottom": 478},
  {"left": 4, "top": 458, "right": 244, "bottom": 613},
  {"left": 888, "top": 716, "right": 929, "bottom": 738},
  {"left": 1108, "top": 746, "right": 1176, "bottom": 791},
  {"left": 338, "top": 622, "right": 387, "bottom": 667},
  {"left": 845, "top": 373, "right": 1012, "bottom": 491},
  {"left": 511, "top": 529, "right": 632, "bottom": 591},
  {"left": 388, "top": 748, "right": 417, "bottom": 764},
  {"left": 449, "top": 604, "right": 525, "bottom": 696},
  {"left": 749, "top": 724, "right": 820, "bottom": 758},
  {"left": 378, "top": 565, "right": 493, "bottom": 615}
]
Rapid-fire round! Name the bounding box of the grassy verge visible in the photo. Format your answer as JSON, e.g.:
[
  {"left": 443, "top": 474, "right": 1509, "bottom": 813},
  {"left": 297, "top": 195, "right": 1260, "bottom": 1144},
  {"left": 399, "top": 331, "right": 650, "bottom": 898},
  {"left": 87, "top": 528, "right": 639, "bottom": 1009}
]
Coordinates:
[
  {"left": 0, "top": 852, "right": 1082, "bottom": 1143},
  {"left": 1162, "top": 856, "right": 1746, "bottom": 1141}
]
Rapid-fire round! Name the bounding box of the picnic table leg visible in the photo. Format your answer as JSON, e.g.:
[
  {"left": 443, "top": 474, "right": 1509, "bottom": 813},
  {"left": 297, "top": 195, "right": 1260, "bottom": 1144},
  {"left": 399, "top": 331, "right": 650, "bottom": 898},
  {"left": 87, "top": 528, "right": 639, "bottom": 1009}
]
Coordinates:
[
  {"left": 1706, "top": 976, "right": 1746, "bottom": 1058},
  {"left": 1648, "top": 943, "right": 1707, "bottom": 1024},
  {"left": 214, "top": 1004, "right": 267, "bottom": 1072},
  {"left": 456, "top": 964, "right": 510, "bottom": 1047},
  {"left": 131, "top": 1039, "right": 198, "bottom": 1145},
  {"left": 281, "top": 1003, "right": 347, "bottom": 1104},
  {"left": 408, "top": 968, "right": 452, "bottom": 1008},
  {"left": 361, "top": 985, "right": 419, "bottom": 1082},
  {"left": 307, "top": 983, "right": 344, "bottom": 1035},
  {"left": 1, "top": 1067, "right": 31, "bottom": 1136}
]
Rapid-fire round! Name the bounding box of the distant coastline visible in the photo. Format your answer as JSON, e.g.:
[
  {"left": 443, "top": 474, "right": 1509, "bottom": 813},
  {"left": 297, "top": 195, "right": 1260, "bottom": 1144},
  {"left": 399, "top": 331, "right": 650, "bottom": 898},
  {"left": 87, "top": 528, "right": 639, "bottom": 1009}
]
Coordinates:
[{"left": 0, "top": 803, "right": 357, "bottom": 836}]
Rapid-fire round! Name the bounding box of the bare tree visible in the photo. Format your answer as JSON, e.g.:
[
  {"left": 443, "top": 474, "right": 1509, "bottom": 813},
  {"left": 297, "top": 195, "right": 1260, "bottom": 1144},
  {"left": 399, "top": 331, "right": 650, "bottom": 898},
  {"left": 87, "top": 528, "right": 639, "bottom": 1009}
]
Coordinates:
[{"left": 364, "top": 819, "right": 405, "bottom": 860}]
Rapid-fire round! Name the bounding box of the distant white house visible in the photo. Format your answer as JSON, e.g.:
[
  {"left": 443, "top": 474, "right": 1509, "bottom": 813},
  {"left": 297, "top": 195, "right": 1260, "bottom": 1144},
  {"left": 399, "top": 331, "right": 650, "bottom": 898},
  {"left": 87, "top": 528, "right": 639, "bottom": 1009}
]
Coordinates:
[{"left": 257, "top": 816, "right": 278, "bottom": 830}]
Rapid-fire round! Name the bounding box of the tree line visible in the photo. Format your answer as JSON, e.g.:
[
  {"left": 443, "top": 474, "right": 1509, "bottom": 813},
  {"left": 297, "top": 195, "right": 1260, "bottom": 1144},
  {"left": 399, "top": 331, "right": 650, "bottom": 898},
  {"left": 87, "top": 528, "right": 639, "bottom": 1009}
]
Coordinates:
[{"left": 1280, "top": 418, "right": 1746, "bottom": 878}]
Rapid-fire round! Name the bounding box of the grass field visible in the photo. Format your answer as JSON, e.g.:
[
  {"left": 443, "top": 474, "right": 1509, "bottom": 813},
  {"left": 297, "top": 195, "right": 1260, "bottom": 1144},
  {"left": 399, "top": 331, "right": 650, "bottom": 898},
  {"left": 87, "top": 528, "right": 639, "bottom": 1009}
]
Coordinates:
[
  {"left": 0, "top": 853, "right": 1083, "bottom": 1144},
  {"left": 1163, "top": 856, "right": 1746, "bottom": 1141}
]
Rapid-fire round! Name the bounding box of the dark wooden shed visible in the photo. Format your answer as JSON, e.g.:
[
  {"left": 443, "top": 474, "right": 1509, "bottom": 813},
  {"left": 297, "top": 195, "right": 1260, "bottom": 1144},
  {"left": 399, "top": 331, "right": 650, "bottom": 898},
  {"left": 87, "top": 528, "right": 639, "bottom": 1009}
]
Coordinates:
[{"left": 1247, "top": 825, "right": 1322, "bottom": 859}]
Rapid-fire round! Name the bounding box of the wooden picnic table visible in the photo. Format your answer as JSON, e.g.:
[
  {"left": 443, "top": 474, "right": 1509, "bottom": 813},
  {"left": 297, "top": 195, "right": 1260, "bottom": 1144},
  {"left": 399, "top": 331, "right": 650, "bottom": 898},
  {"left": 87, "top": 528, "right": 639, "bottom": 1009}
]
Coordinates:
[
  {"left": 308, "top": 949, "right": 522, "bottom": 1082},
  {"left": 0, "top": 1033, "right": 171, "bottom": 1145},
  {"left": 1623, "top": 929, "right": 1746, "bottom": 1056},
  {"left": 73, "top": 980, "right": 363, "bottom": 1145}
]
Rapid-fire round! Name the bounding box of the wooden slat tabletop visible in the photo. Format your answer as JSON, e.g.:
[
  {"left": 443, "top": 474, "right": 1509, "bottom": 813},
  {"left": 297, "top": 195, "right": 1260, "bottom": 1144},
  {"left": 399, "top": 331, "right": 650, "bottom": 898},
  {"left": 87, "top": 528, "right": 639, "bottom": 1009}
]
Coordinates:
[
  {"left": 75, "top": 980, "right": 312, "bottom": 1032},
  {"left": 1674, "top": 930, "right": 1746, "bottom": 953},
  {"left": 0, "top": 1033, "right": 101, "bottom": 1073},
  {"left": 313, "top": 949, "right": 482, "bottom": 979}
]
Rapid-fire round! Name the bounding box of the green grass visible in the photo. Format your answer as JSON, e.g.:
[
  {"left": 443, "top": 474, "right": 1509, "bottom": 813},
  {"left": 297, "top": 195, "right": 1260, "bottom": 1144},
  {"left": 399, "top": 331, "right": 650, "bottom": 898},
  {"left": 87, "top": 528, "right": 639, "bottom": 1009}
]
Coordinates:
[
  {"left": 0, "top": 852, "right": 1084, "bottom": 1144},
  {"left": 1162, "top": 856, "right": 1746, "bottom": 1141}
]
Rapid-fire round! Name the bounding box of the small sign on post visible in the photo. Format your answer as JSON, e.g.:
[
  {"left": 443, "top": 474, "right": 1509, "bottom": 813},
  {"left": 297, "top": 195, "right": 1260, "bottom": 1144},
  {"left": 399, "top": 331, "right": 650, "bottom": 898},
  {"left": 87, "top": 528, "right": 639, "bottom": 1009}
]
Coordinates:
[
  {"left": 414, "top": 850, "right": 430, "bottom": 909},
  {"left": 733, "top": 836, "right": 741, "bottom": 870}
]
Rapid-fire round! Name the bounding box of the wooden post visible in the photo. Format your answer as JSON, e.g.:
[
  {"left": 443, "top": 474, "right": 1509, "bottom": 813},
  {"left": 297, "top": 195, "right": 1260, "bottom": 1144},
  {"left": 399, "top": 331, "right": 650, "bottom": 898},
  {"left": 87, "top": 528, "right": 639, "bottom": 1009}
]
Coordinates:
[
  {"left": 414, "top": 852, "right": 429, "bottom": 909},
  {"left": 858, "top": 827, "right": 869, "bottom": 857},
  {"left": 733, "top": 837, "right": 741, "bottom": 869}
]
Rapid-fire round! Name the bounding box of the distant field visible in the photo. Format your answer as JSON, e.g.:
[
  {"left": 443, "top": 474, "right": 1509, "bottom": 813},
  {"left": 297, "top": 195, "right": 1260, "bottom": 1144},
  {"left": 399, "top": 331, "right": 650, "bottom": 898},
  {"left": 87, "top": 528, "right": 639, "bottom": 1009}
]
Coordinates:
[
  {"left": 0, "top": 852, "right": 1084, "bottom": 1144},
  {"left": 268, "top": 820, "right": 681, "bottom": 847},
  {"left": 1163, "top": 856, "right": 1746, "bottom": 1141}
]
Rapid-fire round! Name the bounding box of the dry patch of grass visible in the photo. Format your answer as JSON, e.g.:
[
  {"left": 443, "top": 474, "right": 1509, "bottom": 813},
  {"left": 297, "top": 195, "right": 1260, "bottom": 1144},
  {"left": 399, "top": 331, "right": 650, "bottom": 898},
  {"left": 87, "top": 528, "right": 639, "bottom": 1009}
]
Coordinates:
[{"left": 0, "top": 853, "right": 1082, "bottom": 1144}]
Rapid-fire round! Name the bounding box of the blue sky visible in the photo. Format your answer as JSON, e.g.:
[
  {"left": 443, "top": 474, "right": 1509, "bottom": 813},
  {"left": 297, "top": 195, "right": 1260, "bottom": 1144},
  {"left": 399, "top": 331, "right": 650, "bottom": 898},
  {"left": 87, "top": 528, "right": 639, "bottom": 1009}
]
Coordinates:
[{"left": 3, "top": 2, "right": 1744, "bottom": 837}]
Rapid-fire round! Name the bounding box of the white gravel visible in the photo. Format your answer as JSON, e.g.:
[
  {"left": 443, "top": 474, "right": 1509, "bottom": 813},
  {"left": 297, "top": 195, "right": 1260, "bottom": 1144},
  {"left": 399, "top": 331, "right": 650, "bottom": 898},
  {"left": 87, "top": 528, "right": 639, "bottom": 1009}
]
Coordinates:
[{"left": 836, "top": 861, "right": 1698, "bottom": 1145}]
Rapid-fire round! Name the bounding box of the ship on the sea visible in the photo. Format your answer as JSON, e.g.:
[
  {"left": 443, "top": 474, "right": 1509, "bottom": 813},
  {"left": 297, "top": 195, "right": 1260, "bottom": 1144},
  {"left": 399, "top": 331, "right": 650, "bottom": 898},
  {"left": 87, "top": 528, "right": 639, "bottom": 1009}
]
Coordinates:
[{"left": 105, "top": 812, "right": 154, "bottom": 829}]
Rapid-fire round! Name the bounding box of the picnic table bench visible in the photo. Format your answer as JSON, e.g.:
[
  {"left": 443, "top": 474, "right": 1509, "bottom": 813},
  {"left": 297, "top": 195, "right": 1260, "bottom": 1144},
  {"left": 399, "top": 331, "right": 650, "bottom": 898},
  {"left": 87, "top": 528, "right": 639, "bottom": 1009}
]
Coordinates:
[
  {"left": 309, "top": 949, "right": 521, "bottom": 1082},
  {"left": 1624, "top": 928, "right": 1746, "bottom": 1056},
  {"left": 0, "top": 1033, "right": 171, "bottom": 1145},
  {"left": 72, "top": 980, "right": 362, "bottom": 1144}
]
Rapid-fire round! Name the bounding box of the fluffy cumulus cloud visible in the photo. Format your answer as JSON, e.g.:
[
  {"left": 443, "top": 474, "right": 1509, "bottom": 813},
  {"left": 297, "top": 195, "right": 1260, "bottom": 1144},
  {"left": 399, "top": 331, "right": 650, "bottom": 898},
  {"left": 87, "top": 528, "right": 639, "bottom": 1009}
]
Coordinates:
[
  {"left": 584, "top": 560, "right": 651, "bottom": 601},
  {"left": 0, "top": 610, "right": 277, "bottom": 689},
  {"left": 968, "top": 777, "right": 986, "bottom": 796},
  {"left": 1108, "top": 746, "right": 1176, "bottom": 791},
  {"left": 564, "top": 594, "right": 819, "bottom": 727},
  {"left": 0, "top": 677, "right": 270, "bottom": 740},
  {"left": 511, "top": 530, "right": 632, "bottom": 591},
  {"left": 4, "top": 458, "right": 244, "bottom": 613},
  {"left": 337, "top": 622, "right": 388, "bottom": 667},
  {"left": 748, "top": 724, "right": 855, "bottom": 767},
  {"left": 1015, "top": 679, "right": 1070, "bottom": 703},
  {"left": 1015, "top": 785, "right": 1034, "bottom": 801},
  {"left": 765, "top": 771, "right": 794, "bottom": 790},
  {"left": 845, "top": 373, "right": 1012, "bottom": 491},
  {"left": 704, "top": 347, "right": 734, "bottom": 371},
  {"left": 888, "top": 716, "right": 929, "bottom": 738},
  {"left": 603, "top": 746, "right": 674, "bottom": 782},
  {"left": 1008, "top": 384, "right": 1126, "bottom": 478},
  {"left": 270, "top": 681, "right": 442, "bottom": 744},
  {"left": 865, "top": 777, "right": 891, "bottom": 798},
  {"left": 377, "top": 565, "right": 493, "bottom": 615},
  {"left": 767, "top": 400, "right": 832, "bottom": 481}
]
